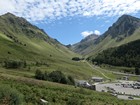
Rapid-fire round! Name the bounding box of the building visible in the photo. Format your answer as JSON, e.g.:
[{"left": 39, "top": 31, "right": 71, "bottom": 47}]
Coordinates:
[
  {"left": 76, "top": 80, "right": 91, "bottom": 87},
  {"left": 91, "top": 77, "right": 103, "bottom": 82},
  {"left": 122, "top": 76, "right": 129, "bottom": 81},
  {"left": 76, "top": 80, "right": 96, "bottom": 90}
]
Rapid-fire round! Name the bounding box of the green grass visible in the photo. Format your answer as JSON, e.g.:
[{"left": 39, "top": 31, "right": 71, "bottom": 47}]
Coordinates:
[
  {"left": 0, "top": 30, "right": 103, "bottom": 80},
  {"left": 0, "top": 73, "right": 140, "bottom": 105},
  {"left": 0, "top": 16, "right": 95, "bottom": 80},
  {"left": 101, "top": 64, "right": 135, "bottom": 72}
]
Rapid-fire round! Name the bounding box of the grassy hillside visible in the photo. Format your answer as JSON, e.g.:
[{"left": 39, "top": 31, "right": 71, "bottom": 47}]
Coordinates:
[
  {"left": 0, "top": 13, "right": 75, "bottom": 61},
  {"left": 90, "top": 39, "right": 140, "bottom": 68},
  {"left": 0, "top": 73, "right": 140, "bottom": 105},
  {"left": 0, "top": 13, "right": 102, "bottom": 80}
]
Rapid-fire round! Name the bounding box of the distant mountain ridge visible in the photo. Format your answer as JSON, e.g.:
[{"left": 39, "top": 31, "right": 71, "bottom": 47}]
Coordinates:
[
  {"left": 71, "top": 14, "right": 140, "bottom": 56},
  {"left": 70, "top": 34, "right": 99, "bottom": 54}
]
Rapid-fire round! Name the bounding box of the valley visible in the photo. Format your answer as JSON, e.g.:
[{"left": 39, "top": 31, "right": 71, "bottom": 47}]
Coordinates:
[{"left": 0, "top": 13, "right": 140, "bottom": 105}]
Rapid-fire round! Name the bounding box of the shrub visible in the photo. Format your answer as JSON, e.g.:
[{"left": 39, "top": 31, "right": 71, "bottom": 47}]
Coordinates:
[
  {"left": 0, "top": 85, "right": 23, "bottom": 105},
  {"left": 48, "top": 71, "right": 67, "bottom": 84},
  {"left": 35, "top": 69, "right": 43, "bottom": 80},
  {"left": 67, "top": 75, "right": 75, "bottom": 85},
  {"left": 35, "top": 70, "right": 75, "bottom": 85},
  {"left": 43, "top": 71, "right": 49, "bottom": 80},
  {"left": 4, "top": 60, "right": 26, "bottom": 69},
  {"left": 72, "top": 57, "right": 81, "bottom": 61},
  {"left": 135, "top": 67, "right": 140, "bottom": 75}
]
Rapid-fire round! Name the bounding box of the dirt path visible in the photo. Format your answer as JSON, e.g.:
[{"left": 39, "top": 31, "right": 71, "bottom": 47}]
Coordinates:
[{"left": 85, "top": 61, "right": 111, "bottom": 79}]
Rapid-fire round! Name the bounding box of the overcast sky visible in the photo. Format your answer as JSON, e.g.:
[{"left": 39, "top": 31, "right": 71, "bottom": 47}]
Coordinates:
[{"left": 0, "top": 0, "right": 140, "bottom": 45}]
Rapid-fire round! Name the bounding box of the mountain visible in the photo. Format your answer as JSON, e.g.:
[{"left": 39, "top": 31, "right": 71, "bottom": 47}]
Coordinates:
[
  {"left": 72, "top": 14, "right": 140, "bottom": 56},
  {"left": 0, "top": 13, "right": 73, "bottom": 61},
  {"left": 91, "top": 39, "right": 140, "bottom": 68},
  {"left": 0, "top": 13, "right": 95, "bottom": 79},
  {"left": 96, "top": 14, "right": 140, "bottom": 43},
  {"left": 70, "top": 34, "right": 99, "bottom": 54}
]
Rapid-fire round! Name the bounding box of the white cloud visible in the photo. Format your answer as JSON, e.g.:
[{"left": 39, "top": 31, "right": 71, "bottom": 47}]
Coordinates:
[
  {"left": 94, "top": 30, "right": 101, "bottom": 35},
  {"left": 81, "top": 31, "right": 93, "bottom": 37},
  {"left": 83, "top": 11, "right": 91, "bottom": 16},
  {"left": 0, "top": 0, "right": 140, "bottom": 22}
]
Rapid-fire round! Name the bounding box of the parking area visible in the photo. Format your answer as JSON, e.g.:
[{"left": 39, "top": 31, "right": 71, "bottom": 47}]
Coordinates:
[{"left": 95, "top": 80, "right": 140, "bottom": 100}]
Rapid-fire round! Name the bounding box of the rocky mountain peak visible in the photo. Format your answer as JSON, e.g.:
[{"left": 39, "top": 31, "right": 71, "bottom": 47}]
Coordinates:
[
  {"left": 104, "top": 14, "right": 140, "bottom": 38},
  {"left": 80, "top": 34, "right": 99, "bottom": 43}
]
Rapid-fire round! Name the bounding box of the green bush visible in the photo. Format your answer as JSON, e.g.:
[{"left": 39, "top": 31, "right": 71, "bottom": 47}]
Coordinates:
[
  {"left": 67, "top": 75, "right": 75, "bottom": 85},
  {"left": 48, "top": 71, "right": 67, "bottom": 84},
  {"left": 72, "top": 57, "right": 81, "bottom": 61},
  {"left": 4, "top": 60, "right": 26, "bottom": 69},
  {"left": 35, "top": 70, "right": 75, "bottom": 85},
  {"left": 0, "top": 85, "right": 23, "bottom": 105},
  {"left": 35, "top": 69, "right": 44, "bottom": 80},
  {"left": 135, "top": 67, "right": 140, "bottom": 75}
]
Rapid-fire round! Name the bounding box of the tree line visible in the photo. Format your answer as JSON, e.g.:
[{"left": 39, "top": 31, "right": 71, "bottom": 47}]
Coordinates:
[{"left": 90, "top": 39, "right": 140, "bottom": 74}]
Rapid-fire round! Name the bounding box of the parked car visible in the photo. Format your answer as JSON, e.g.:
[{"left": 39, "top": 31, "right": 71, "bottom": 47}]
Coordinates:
[{"left": 128, "top": 96, "right": 134, "bottom": 99}]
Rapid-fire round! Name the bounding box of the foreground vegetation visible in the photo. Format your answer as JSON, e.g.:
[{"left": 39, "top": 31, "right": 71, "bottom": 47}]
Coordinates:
[
  {"left": 0, "top": 85, "right": 23, "bottom": 105},
  {"left": 0, "top": 73, "right": 140, "bottom": 105}
]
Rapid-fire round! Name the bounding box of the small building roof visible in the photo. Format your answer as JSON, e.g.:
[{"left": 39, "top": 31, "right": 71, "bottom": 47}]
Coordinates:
[
  {"left": 76, "top": 80, "right": 91, "bottom": 86},
  {"left": 77, "top": 80, "right": 87, "bottom": 84},
  {"left": 92, "top": 77, "right": 103, "bottom": 80}
]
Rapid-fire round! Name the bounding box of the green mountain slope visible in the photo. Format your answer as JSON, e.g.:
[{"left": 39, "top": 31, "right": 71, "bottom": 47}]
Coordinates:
[
  {"left": 0, "top": 13, "right": 74, "bottom": 60},
  {"left": 72, "top": 15, "right": 140, "bottom": 56},
  {"left": 91, "top": 39, "right": 140, "bottom": 68},
  {"left": 0, "top": 13, "right": 98, "bottom": 79}
]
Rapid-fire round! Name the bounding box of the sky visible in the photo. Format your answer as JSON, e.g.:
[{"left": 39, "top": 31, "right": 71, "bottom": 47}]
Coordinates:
[{"left": 0, "top": 0, "right": 140, "bottom": 45}]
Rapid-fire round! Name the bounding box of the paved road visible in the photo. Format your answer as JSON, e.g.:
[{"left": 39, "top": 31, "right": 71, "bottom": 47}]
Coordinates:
[
  {"left": 95, "top": 66, "right": 140, "bottom": 77},
  {"left": 86, "top": 61, "right": 140, "bottom": 81}
]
